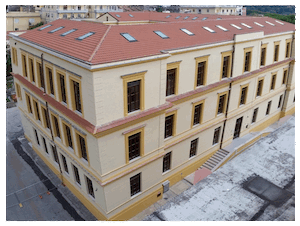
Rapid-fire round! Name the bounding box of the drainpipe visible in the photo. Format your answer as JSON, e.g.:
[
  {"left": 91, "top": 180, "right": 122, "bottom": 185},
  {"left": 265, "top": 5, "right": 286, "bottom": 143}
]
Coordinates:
[
  {"left": 219, "top": 34, "right": 236, "bottom": 150},
  {"left": 41, "top": 53, "right": 64, "bottom": 184}
]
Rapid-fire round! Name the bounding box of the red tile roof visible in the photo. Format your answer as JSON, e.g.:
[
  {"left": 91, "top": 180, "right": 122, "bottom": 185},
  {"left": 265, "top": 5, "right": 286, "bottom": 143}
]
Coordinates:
[
  {"left": 101, "top": 11, "right": 242, "bottom": 22},
  {"left": 16, "top": 17, "right": 295, "bottom": 65}
]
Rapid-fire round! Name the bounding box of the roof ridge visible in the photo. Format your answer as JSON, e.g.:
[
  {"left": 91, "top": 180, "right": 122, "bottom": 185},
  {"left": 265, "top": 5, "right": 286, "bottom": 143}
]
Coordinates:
[{"left": 88, "top": 25, "right": 112, "bottom": 62}]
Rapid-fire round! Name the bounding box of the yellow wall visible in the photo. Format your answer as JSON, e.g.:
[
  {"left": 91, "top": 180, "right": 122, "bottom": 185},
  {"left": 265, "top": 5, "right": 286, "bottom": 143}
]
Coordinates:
[{"left": 6, "top": 12, "right": 41, "bottom": 31}]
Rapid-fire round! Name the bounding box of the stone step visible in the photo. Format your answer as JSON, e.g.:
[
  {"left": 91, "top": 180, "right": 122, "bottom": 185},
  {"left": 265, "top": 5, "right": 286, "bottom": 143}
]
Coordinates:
[
  {"left": 202, "top": 164, "right": 213, "bottom": 170},
  {"left": 211, "top": 155, "right": 223, "bottom": 162},
  {"left": 206, "top": 159, "right": 219, "bottom": 165},
  {"left": 219, "top": 149, "right": 229, "bottom": 155},
  {"left": 214, "top": 152, "right": 227, "bottom": 158},
  {"left": 217, "top": 150, "right": 228, "bottom": 156},
  {"left": 203, "top": 162, "right": 215, "bottom": 169}
]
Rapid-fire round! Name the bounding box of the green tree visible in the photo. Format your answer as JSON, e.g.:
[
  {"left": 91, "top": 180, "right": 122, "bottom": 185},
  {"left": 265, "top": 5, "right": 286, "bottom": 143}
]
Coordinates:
[{"left": 6, "top": 45, "right": 12, "bottom": 77}]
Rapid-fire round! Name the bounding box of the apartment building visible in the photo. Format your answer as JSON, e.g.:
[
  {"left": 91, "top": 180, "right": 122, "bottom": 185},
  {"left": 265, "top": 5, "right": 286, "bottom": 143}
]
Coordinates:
[
  {"left": 40, "top": 5, "right": 89, "bottom": 23},
  {"left": 6, "top": 11, "right": 41, "bottom": 31},
  {"left": 9, "top": 16, "right": 295, "bottom": 220},
  {"left": 88, "top": 5, "right": 123, "bottom": 19},
  {"left": 180, "top": 5, "right": 240, "bottom": 15}
]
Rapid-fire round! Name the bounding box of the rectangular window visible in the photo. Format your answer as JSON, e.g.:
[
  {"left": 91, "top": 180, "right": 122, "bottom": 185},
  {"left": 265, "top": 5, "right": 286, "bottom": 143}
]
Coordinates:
[
  {"left": 212, "top": 127, "right": 221, "bottom": 145},
  {"left": 260, "top": 47, "right": 266, "bottom": 66},
  {"left": 278, "top": 94, "right": 283, "bottom": 108},
  {"left": 222, "top": 56, "right": 230, "bottom": 79},
  {"left": 52, "top": 114, "right": 61, "bottom": 139},
  {"left": 130, "top": 173, "right": 141, "bottom": 196},
  {"left": 58, "top": 73, "right": 67, "bottom": 104},
  {"left": 29, "top": 58, "right": 35, "bottom": 82},
  {"left": 127, "top": 80, "right": 140, "bottom": 113},
  {"left": 164, "top": 114, "right": 174, "bottom": 138},
  {"left": 73, "top": 165, "right": 81, "bottom": 185},
  {"left": 244, "top": 51, "right": 251, "bottom": 72},
  {"left": 166, "top": 68, "right": 176, "bottom": 96},
  {"left": 128, "top": 132, "right": 141, "bottom": 161},
  {"left": 285, "top": 41, "right": 291, "bottom": 58},
  {"left": 26, "top": 93, "right": 33, "bottom": 114},
  {"left": 47, "top": 68, "right": 55, "bottom": 95},
  {"left": 37, "top": 62, "right": 45, "bottom": 89},
  {"left": 240, "top": 86, "right": 248, "bottom": 105},
  {"left": 42, "top": 136, "right": 49, "bottom": 154},
  {"left": 22, "top": 54, "right": 28, "bottom": 77},
  {"left": 256, "top": 79, "right": 264, "bottom": 97},
  {"left": 197, "top": 61, "right": 206, "bottom": 86},
  {"left": 72, "top": 80, "right": 82, "bottom": 113},
  {"left": 61, "top": 154, "right": 69, "bottom": 173},
  {"left": 162, "top": 152, "right": 171, "bottom": 173},
  {"left": 33, "top": 100, "right": 41, "bottom": 121},
  {"left": 189, "top": 138, "right": 198, "bottom": 158},
  {"left": 34, "top": 128, "right": 40, "bottom": 145},
  {"left": 86, "top": 176, "right": 95, "bottom": 198},
  {"left": 274, "top": 44, "right": 279, "bottom": 62},
  {"left": 51, "top": 145, "right": 59, "bottom": 163},
  {"left": 217, "top": 94, "right": 227, "bottom": 115},
  {"left": 16, "top": 83, "right": 22, "bottom": 100},
  {"left": 64, "top": 124, "right": 73, "bottom": 149},
  {"left": 12, "top": 47, "right": 18, "bottom": 66},
  {"left": 42, "top": 107, "right": 50, "bottom": 129},
  {"left": 266, "top": 101, "right": 272, "bottom": 115},
  {"left": 252, "top": 108, "right": 258, "bottom": 123},
  {"left": 77, "top": 133, "right": 88, "bottom": 161},
  {"left": 193, "top": 103, "right": 203, "bottom": 125},
  {"left": 270, "top": 74, "right": 277, "bottom": 90},
  {"left": 282, "top": 70, "right": 288, "bottom": 85}
]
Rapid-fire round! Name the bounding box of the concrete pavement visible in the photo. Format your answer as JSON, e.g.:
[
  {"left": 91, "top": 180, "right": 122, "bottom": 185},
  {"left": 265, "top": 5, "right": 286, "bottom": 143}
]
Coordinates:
[{"left": 130, "top": 115, "right": 295, "bottom": 221}]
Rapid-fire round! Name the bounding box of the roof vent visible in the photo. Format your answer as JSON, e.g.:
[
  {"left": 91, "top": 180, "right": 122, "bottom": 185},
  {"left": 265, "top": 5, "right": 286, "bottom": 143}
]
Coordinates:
[
  {"left": 241, "top": 23, "right": 252, "bottom": 29},
  {"left": 216, "top": 25, "right": 228, "bottom": 31},
  {"left": 203, "top": 26, "right": 215, "bottom": 33},
  {"left": 265, "top": 21, "right": 275, "bottom": 26},
  {"left": 275, "top": 20, "right": 284, "bottom": 25},
  {"left": 230, "top": 24, "right": 242, "bottom": 30},
  {"left": 254, "top": 22, "right": 264, "bottom": 27},
  {"left": 180, "top": 28, "right": 194, "bottom": 36}
]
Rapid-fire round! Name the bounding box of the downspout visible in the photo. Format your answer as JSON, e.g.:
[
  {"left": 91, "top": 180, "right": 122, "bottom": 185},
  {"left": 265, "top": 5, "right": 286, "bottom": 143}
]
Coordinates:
[
  {"left": 219, "top": 34, "right": 236, "bottom": 149},
  {"left": 281, "top": 33, "right": 295, "bottom": 112},
  {"left": 41, "top": 53, "right": 64, "bottom": 185}
]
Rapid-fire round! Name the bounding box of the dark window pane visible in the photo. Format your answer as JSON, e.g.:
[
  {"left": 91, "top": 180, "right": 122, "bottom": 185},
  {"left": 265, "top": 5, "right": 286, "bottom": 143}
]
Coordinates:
[
  {"left": 252, "top": 108, "right": 258, "bottom": 123},
  {"left": 128, "top": 132, "right": 140, "bottom": 161},
  {"left": 34, "top": 129, "right": 40, "bottom": 145},
  {"left": 213, "top": 127, "right": 221, "bottom": 145},
  {"left": 48, "top": 68, "right": 54, "bottom": 95},
  {"left": 286, "top": 42, "right": 290, "bottom": 58},
  {"left": 244, "top": 52, "right": 251, "bottom": 72},
  {"left": 217, "top": 94, "right": 226, "bottom": 114},
  {"left": 73, "top": 165, "right": 81, "bottom": 185},
  {"left": 30, "top": 59, "right": 35, "bottom": 82},
  {"left": 282, "top": 70, "right": 287, "bottom": 84},
  {"left": 52, "top": 145, "right": 59, "bottom": 164},
  {"left": 86, "top": 177, "right": 95, "bottom": 198},
  {"left": 270, "top": 74, "right": 276, "bottom": 90},
  {"left": 166, "top": 69, "right": 176, "bottom": 96},
  {"left": 53, "top": 116, "right": 60, "bottom": 138},
  {"left": 38, "top": 63, "right": 45, "bottom": 89},
  {"left": 65, "top": 125, "right": 73, "bottom": 149},
  {"left": 60, "top": 74, "right": 67, "bottom": 103},
  {"left": 127, "top": 80, "right": 140, "bottom": 113},
  {"left": 61, "top": 154, "right": 69, "bottom": 173},
  {"left": 278, "top": 95, "right": 283, "bottom": 108},
  {"left": 35, "top": 101, "right": 41, "bottom": 121},
  {"left": 23, "top": 55, "right": 27, "bottom": 77},
  {"left": 43, "top": 108, "right": 50, "bottom": 129},
  {"left": 78, "top": 135, "right": 88, "bottom": 161},
  {"left": 257, "top": 80, "right": 263, "bottom": 97},
  {"left": 163, "top": 152, "right": 171, "bottom": 172},
  {"left": 27, "top": 95, "right": 33, "bottom": 113},
  {"left": 42, "top": 137, "right": 48, "bottom": 153},
  {"left": 240, "top": 87, "right": 247, "bottom": 105},
  {"left": 222, "top": 56, "right": 229, "bottom": 78},
  {"left": 73, "top": 81, "right": 82, "bottom": 113},
  {"left": 274, "top": 45, "right": 279, "bottom": 61},
  {"left": 130, "top": 173, "right": 141, "bottom": 196},
  {"left": 190, "top": 138, "right": 198, "bottom": 158},
  {"left": 197, "top": 61, "right": 206, "bottom": 85},
  {"left": 266, "top": 101, "right": 272, "bottom": 115},
  {"left": 260, "top": 48, "right": 266, "bottom": 66},
  {"left": 193, "top": 103, "right": 202, "bottom": 125},
  {"left": 164, "top": 115, "right": 174, "bottom": 138}
]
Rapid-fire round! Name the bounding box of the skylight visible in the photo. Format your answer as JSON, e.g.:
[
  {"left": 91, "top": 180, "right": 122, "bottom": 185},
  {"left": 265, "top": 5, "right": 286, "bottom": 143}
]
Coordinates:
[
  {"left": 216, "top": 25, "right": 228, "bottom": 31},
  {"left": 254, "top": 22, "right": 264, "bottom": 27},
  {"left": 241, "top": 23, "right": 252, "bottom": 29},
  {"left": 76, "top": 32, "right": 95, "bottom": 40},
  {"left": 61, "top": 29, "right": 77, "bottom": 36},
  {"left": 166, "top": 15, "right": 171, "bottom": 18},
  {"left": 38, "top": 24, "right": 52, "bottom": 31},
  {"left": 203, "top": 26, "right": 215, "bottom": 33},
  {"left": 175, "top": 16, "right": 181, "bottom": 19},
  {"left": 230, "top": 24, "right": 242, "bottom": 30},
  {"left": 192, "top": 16, "right": 198, "bottom": 20},
  {"left": 129, "top": 14, "right": 134, "bottom": 17},
  {"left": 217, "top": 17, "right": 222, "bottom": 20},
  {"left": 183, "top": 16, "right": 189, "bottom": 20},
  {"left": 48, "top": 26, "right": 64, "bottom": 33},
  {"left": 120, "top": 33, "right": 137, "bottom": 42},
  {"left": 154, "top": 31, "right": 169, "bottom": 39},
  {"left": 180, "top": 28, "right": 194, "bottom": 36},
  {"left": 202, "top": 17, "right": 207, "bottom": 20},
  {"left": 265, "top": 21, "right": 275, "bottom": 26},
  {"left": 116, "top": 14, "right": 121, "bottom": 18},
  {"left": 275, "top": 20, "right": 284, "bottom": 25}
]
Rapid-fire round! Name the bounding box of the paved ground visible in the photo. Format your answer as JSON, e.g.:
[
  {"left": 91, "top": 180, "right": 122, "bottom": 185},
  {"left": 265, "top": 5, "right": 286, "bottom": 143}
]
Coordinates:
[
  {"left": 6, "top": 106, "right": 97, "bottom": 221},
  {"left": 142, "top": 116, "right": 295, "bottom": 221}
]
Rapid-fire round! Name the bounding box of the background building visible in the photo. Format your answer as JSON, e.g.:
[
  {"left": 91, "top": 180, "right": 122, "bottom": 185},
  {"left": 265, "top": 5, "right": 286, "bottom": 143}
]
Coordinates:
[{"left": 6, "top": 11, "right": 41, "bottom": 31}]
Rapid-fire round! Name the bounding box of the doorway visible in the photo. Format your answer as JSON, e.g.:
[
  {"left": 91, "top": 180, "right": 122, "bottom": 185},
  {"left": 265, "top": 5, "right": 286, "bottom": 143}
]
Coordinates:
[{"left": 233, "top": 117, "right": 243, "bottom": 139}]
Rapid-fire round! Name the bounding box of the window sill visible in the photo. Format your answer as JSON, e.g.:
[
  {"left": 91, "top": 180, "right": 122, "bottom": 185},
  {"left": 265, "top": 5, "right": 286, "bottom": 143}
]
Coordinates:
[
  {"left": 216, "top": 113, "right": 224, "bottom": 117},
  {"left": 129, "top": 156, "right": 141, "bottom": 164},
  {"left": 130, "top": 191, "right": 142, "bottom": 200},
  {"left": 164, "top": 136, "right": 173, "bottom": 141},
  {"left": 61, "top": 101, "right": 68, "bottom": 107},
  {"left": 67, "top": 146, "right": 75, "bottom": 153},
  {"left": 88, "top": 194, "right": 96, "bottom": 201},
  {"left": 64, "top": 171, "right": 70, "bottom": 177},
  {"left": 74, "top": 110, "right": 83, "bottom": 117},
  {"left": 50, "top": 94, "right": 55, "bottom": 99},
  {"left": 80, "top": 157, "right": 89, "bottom": 166},
  {"left": 189, "top": 155, "right": 196, "bottom": 159},
  {"left": 75, "top": 182, "right": 81, "bottom": 188},
  {"left": 256, "top": 96, "right": 261, "bottom": 99},
  {"left": 212, "top": 143, "right": 219, "bottom": 147},
  {"left": 166, "top": 94, "right": 176, "bottom": 99},
  {"left": 127, "top": 109, "right": 141, "bottom": 116},
  {"left": 162, "top": 169, "right": 171, "bottom": 175}
]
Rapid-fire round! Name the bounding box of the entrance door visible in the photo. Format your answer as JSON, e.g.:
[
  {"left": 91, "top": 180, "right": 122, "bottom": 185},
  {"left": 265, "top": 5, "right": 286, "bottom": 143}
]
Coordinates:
[{"left": 233, "top": 117, "right": 243, "bottom": 139}]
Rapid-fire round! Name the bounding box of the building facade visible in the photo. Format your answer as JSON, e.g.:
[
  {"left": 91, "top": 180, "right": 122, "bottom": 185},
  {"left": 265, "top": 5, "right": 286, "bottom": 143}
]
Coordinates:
[
  {"left": 180, "top": 5, "right": 240, "bottom": 15},
  {"left": 6, "top": 12, "right": 41, "bottom": 31},
  {"left": 10, "top": 16, "right": 295, "bottom": 220}
]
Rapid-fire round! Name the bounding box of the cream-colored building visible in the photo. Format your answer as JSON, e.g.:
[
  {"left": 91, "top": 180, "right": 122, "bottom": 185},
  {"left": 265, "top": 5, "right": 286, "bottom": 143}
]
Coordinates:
[
  {"left": 40, "top": 5, "right": 123, "bottom": 23},
  {"left": 180, "top": 5, "right": 239, "bottom": 15},
  {"left": 6, "top": 12, "right": 41, "bottom": 31},
  {"left": 9, "top": 16, "right": 295, "bottom": 220}
]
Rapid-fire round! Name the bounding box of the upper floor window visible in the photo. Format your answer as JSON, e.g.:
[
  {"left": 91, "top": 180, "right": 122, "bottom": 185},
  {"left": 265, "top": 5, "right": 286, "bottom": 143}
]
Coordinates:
[
  {"left": 239, "top": 85, "right": 248, "bottom": 106},
  {"left": 256, "top": 78, "right": 264, "bottom": 97},
  {"left": 252, "top": 108, "right": 258, "bottom": 123},
  {"left": 22, "top": 54, "right": 28, "bottom": 78},
  {"left": 46, "top": 67, "right": 55, "bottom": 96},
  {"left": 15, "top": 83, "right": 22, "bottom": 100},
  {"left": 278, "top": 94, "right": 283, "bottom": 108},
  {"left": 25, "top": 93, "right": 32, "bottom": 114},
  {"left": 285, "top": 39, "right": 291, "bottom": 58},
  {"left": 128, "top": 132, "right": 141, "bottom": 161},
  {"left": 221, "top": 51, "right": 232, "bottom": 79},
  {"left": 61, "top": 154, "right": 69, "bottom": 174},
  {"left": 77, "top": 133, "right": 88, "bottom": 162},
  {"left": 260, "top": 44, "right": 267, "bottom": 66},
  {"left": 63, "top": 123, "right": 73, "bottom": 149},
  {"left": 71, "top": 79, "right": 82, "bottom": 113},
  {"left": 274, "top": 43, "right": 280, "bottom": 62},
  {"left": 165, "top": 112, "right": 176, "bottom": 139},
  {"left": 127, "top": 80, "right": 140, "bottom": 113},
  {"left": 33, "top": 99, "right": 41, "bottom": 122},
  {"left": 57, "top": 72, "right": 67, "bottom": 104},
  {"left": 130, "top": 173, "right": 141, "bottom": 196},
  {"left": 282, "top": 69, "right": 288, "bottom": 85},
  {"left": 193, "top": 102, "right": 203, "bottom": 126},
  {"left": 212, "top": 126, "right": 221, "bottom": 145},
  {"left": 243, "top": 48, "right": 252, "bottom": 73},
  {"left": 189, "top": 138, "right": 198, "bottom": 158},
  {"left": 195, "top": 56, "right": 208, "bottom": 87},
  {"left": 51, "top": 114, "right": 61, "bottom": 139},
  {"left": 86, "top": 176, "right": 95, "bottom": 198},
  {"left": 162, "top": 152, "right": 171, "bottom": 173},
  {"left": 63, "top": 5, "right": 67, "bottom": 10},
  {"left": 217, "top": 92, "right": 227, "bottom": 115},
  {"left": 266, "top": 101, "right": 272, "bottom": 115},
  {"left": 28, "top": 57, "right": 35, "bottom": 83},
  {"left": 270, "top": 73, "right": 277, "bottom": 91},
  {"left": 36, "top": 61, "right": 45, "bottom": 90},
  {"left": 166, "top": 68, "right": 176, "bottom": 96},
  {"left": 73, "top": 164, "right": 81, "bottom": 185},
  {"left": 11, "top": 47, "right": 18, "bottom": 66}
]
